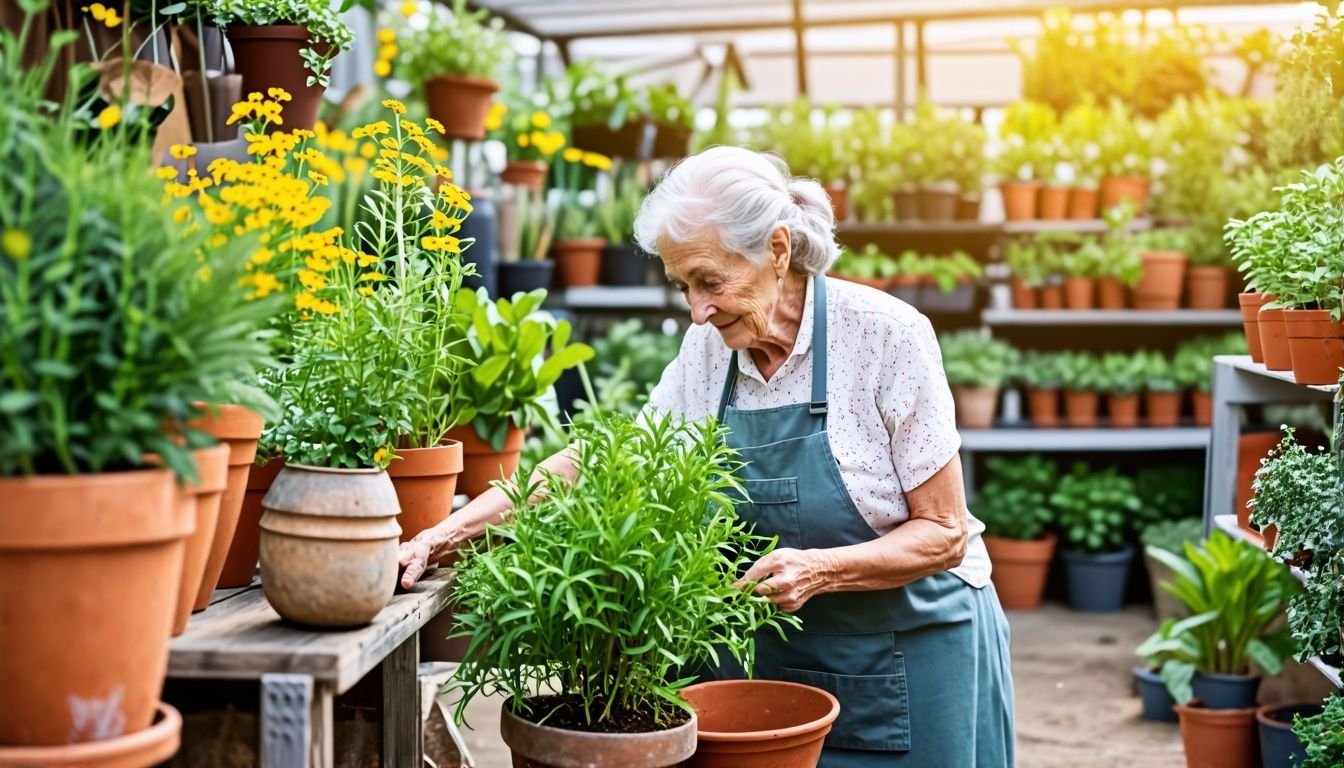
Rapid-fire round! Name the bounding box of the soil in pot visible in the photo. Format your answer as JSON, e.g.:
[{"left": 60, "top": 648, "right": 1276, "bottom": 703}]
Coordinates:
[
  {"left": 1146, "top": 391, "right": 1183, "bottom": 427},
  {"left": 1098, "top": 176, "right": 1150, "bottom": 213},
  {"left": 1134, "top": 251, "right": 1187, "bottom": 311},
  {"left": 1027, "top": 388, "right": 1060, "bottom": 428},
  {"left": 388, "top": 441, "right": 463, "bottom": 543},
  {"left": 953, "top": 386, "right": 998, "bottom": 429},
  {"left": 1192, "top": 672, "right": 1261, "bottom": 710},
  {"left": 1133, "top": 666, "right": 1178, "bottom": 723},
  {"left": 1257, "top": 307, "right": 1293, "bottom": 372},
  {"left": 552, "top": 238, "right": 605, "bottom": 287},
  {"left": 680, "top": 679, "right": 839, "bottom": 768},
  {"left": 984, "top": 532, "right": 1056, "bottom": 610},
  {"left": 425, "top": 74, "right": 499, "bottom": 142},
  {"left": 1062, "top": 545, "right": 1134, "bottom": 612},
  {"left": 1107, "top": 393, "right": 1140, "bottom": 428},
  {"left": 1097, "top": 277, "right": 1126, "bottom": 310},
  {"left": 187, "top": 404, "right": 263, "bottom": 603},
  {"left": 500, "top": 160, "right": 549, "bottom": 191},
  {"left": 1067, "top": 187, "right": 1099, "bottom": 220},
  {"left": 501, "top": 695, "right": 696, "bottom": 768},
  {"left": 1040, "top": 284, "right": 1065, "bottom": 310},
  {"left": 1238, "top": 292, "right": 1272, "bottom": 364},
  {"left": 1000, "top": 181, "right": 1041, "bottom": 221},
  {"left": 1064, "top": 277, "right": 1095, "bottom": 310},
  {"left": 498, "top": 260, "right": 555, "bottom": 297},
  {"left": 1038, "top": 185, "right": 1069, "bottom": 220},
  {"left": 1284, "top": 308, "right": 1344, "bottom": 385},
  {"left": 602, "top": 243, "right": 651, "bottom": 286},
  {"left": 1010, "top": 278, "right": 1037, "bottom": 309},
  {"left": 1257, "top": 702, "right": 1320, "bottom": 768},
  {"left": 1064, "top": 390, "right": 1100, "bottom": 428},
  {"left": 1175, "top": 702, "right": 1259, "bottom": 768},
  {"left": 227, "top": 25, "right": 328, "bottom": 131},
  {"left": 172, "top": 444, "right": 231, "bottom": 635},
  {"left": 217, "top": 457, "right": 283, "bottom": 588},
  {"left": 0, "top": 702, "right": 182, "bottom": 766},
  {"left": 1187, "top": 266, "right": 1229, "bottom": 310},
  {"left": 449, "top": 424, "right": 525, "bottom": 498}
]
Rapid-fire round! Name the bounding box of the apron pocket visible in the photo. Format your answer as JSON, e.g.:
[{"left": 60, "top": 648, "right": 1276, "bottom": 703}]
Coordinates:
[
  {"left": 779, "top": 660, "right": 911, "bottom": 752},
  {"left": 733, "top": 477, "right": 801, "bottom": 550}
]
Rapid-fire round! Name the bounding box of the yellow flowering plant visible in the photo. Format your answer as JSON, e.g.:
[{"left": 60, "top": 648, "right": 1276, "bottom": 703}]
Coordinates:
[
  {"left": 553, "top": 148, "right": 605, "bottom": 241},
  {"left": 488, "top": 101, "right": 567, "bottom": 164}
]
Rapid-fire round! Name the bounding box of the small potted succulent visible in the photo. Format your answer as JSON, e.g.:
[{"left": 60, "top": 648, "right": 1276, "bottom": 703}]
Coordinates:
[
  {"left": 1051, "top": 463, "right": 1142, "bottom": 612},
  {"left": 973, "top": 455, "right": 1058, "bottom": 610},
  {"left": 938, "top": 331, "right": 1019, "bottom": 429},
  {"left": 396, "top": 0, "right": 513, "bottom": 141}
]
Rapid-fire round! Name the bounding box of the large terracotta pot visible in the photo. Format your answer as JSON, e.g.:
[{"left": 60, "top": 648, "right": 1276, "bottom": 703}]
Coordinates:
[
  {"left": 1064, "top": 277, "right": 1095, "bottom": 310},
  {"left": 425, "top": 74, "right": 499, "bottom": 142},
  {"left": 259, "top": 465, "right": 401, "bottom": 628},
  {"left": 1037, "top": 185, "right": 1069, "bottom": 220},
  {"left": 1000, "top": 181, "right": 1041, "bottom": 221},
  {"left": 824, "top": 184, "right": 848, "bottom": 222},
  {"left": 500, "top": 160, "right": 549, "bottom": 191},
  {"left": 227, "top": 25, "right": 328, "bottom": 131},
  {"left": 449, "top": 424, "right": 525, "bottom": 498},
  {"left": 187, "top": 404, "right": 264, "bottom": 607},
  {"left": 1098, "top": 176, "right": 1150, "bottom": 214},
  {"left": 1067, "top": 187, "right": 1099, "bottom": 220},
  {"left": 1174, "top": 703, "right": 1259, "bottom": 768},
  {"left": 1193, "top": 391, "right": 1212, "bottom": 427},
  {"left": 1146, "top": 391, "right": 1183, "bottom": 427},
  {"left": 217, "top": 457, "right": 283, "bottom": 588},
  {"left": 1097, "top": 277, "right": 1126, "bottom": 310},
  {"left": 552, "top": 237, "right": 605, "bottom": 287},
  {"left": 1064, "top": 390, "right": 1100, "bottom": 428},
  {"left": 1284, "top": 308, "right": 1344, "bottom": 385},
  {"left": 984, "top": 532, "right": 1057, "bottom": 610},
  {"left": 0, "top": 469, "right": 190, "bottom": 746},
  {"left": 1107, "top": 393, "right": 1140, "bottom": 428},
  {"left": 500, "top": 699, "right": 696, "bottom": 768},
  {"left": 1187, "top": 266, "right": 1229, "bottom": 310},
  {"left": 952, "top": 386, "right": 998, "bottom": 429},
  {"left": 1257, "top": 307, "right": 1293, "bottom": 372},
  {"left": 0, "top": 702, "right": 181, "bottom": 765},
  {"left": 1010, "top": 277, "right": 1037, "bottom": 309},
  {"left": 1238, "top": 293, "right": 1272, "bottom": 363},
  {"left": 681, "top": 680, "right": 839, "bottom": 768},
  {"left": 388, "top": 441, "right": 463, "bottom": 543},
  {"left": 1027, "top": 388, "right": 1060, "bottom": 428},
  {"left": 1134, "top": 251, "right": 1187, "bottom": 310},
  {"left": 172, "top": 444, "right": 230, "bottom": 636},
  {"left": 1040, "top": 284, "right": 1064, "bottom": 310}
]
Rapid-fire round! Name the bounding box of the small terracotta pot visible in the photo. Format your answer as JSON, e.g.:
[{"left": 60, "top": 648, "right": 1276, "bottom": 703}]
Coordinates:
[
  {"left": 1027, "top": 388, "right": 1060, "bottom": 428},
  {"left": 552, "top": 237, "right": 605, "bottom": 287},
  {"left": 500, "top": 699, "right": 696, "bottom": 768},
  {"left": 1284, "top": 308, "right": 1344, "bottom": 385},
  {"left": 1146, "top": 391, "right": 1183, "bottom": 427},
  {"left": 424, "top": 73, "right": 499, "bottom": 142},
  {"left": 984, "top": 533, "right": 1057, "bottom": 610},
  {"left": 388, "top": 441, "right": 464, "bottom": 543},
  {"left": 187, "top": 404, "right": 264, "bottom": 606},
  {"left": 227, "top": 25, "right": 329, "bottom": 131},
  {"left": 0, "top": 702, "right": 181, "bottom": 765},
  {"left": 449, "top": 424, "right": 526, "bottom": 498},
  {"left": 499, "top": 160, "right": 549, "bottom": 191},
  {"left": 1037, "top": 185, "right": 1069, "bottom": 220},
  {"left": 1107, "top": 393, "right": 1140, "bottom": 428},
  {"left": 172, "top": 444, "right": 231, "bottom": 636},
  {"left": 1040, "top": 284, "right": 1065, "bottom": 310},
  {"left": 953, "top": 386, "right": 999, "bottom": 429},
  {"left": 217, "top": 457, "right": 283, "bottom": 588},
  {"left": 1257, "top": 306, "right": 1293, "bottom": 372},
  {"left": 1236, "top": 431, "right": 1283, "bottom": 533},
  {"left": 1010, "top": 277, "right": 1037, "bottom": 309},
  {"left": 259, "top": 465, "right": 401, "bottom": 628},
  {"left": 1193, "top": 391, "right": 1212, "bottom": 427},
  {"left": 0, "top": 469, "right": 190, "bottom": 746},
  {"left": 1134, "top": 251, "right": 1187, "bottom": 310},
  {"left": 1097, "top": 277, "right": 1126, "bottom": 310},
  {"left": 1064, "top": 277, "right": 1095, "bottom": 310},
  {"left": 1238, "top": 292, "right": 1272, "bottom": 363},
  {"left": 681, "top": 679, "right": 839, "bottom": 768},
  {"left": 1098, "top": 176, "right": 1150, "bottom": 214},
  {"left": 918, "top": 183, "right": 960, "bottom": 222},
  {"left": 824, "top": 184, "right": 848, "bottom": 222},
  {"left": 1186, "top": 266, "right": 1229, "bottom": 310},
  {"left": 891, "top": 188, "right": 920, "bottom": 221},
  {"left": 1064, "top": 390, "right": 1100, "bottom": 428},
  {"left": 1067, "top": 187, "right": 1099, "bottom": 220},
  {"left": 1000, "top": 181, "right": 1041, "bottom": 221},
  {"left": 1174, "top": 703, "right": 1259, "bottom": 768}
]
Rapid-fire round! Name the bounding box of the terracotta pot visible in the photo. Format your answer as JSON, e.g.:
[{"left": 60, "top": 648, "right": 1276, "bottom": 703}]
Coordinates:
[
  {"left": 956, "top": 192, "right": 981, "bottom": 221},
  {"left": 499, "top": 160, "right": 549, "bottom": 191},
  {"left": 259, "top": 465, "right": 401, "bottom": 628},
  {"left": 1284, "top": 309, "right": 1344, "bottom": 385},
  {"left": 0, "top": 469, "right": 190, "bottom": 746},
  {"left": 571, "top": 119, "right": 652, "bottom": 160},
  {"left": 1064, "top": 390, "right": 1100, "bottom": 428},
  {"left": 1010, "top": 277, "right": 1037, "bottom": 309},
  {"left": 187, "top": 404, "right": 264, "bottom": 607},
  {"left": 918, "top": 183, "right": 960, "bottom": 222},
  {"left": 1107, "top": 393, "right": 1140, "bottom": 428},
  {"left": 388, "top": 441, "right": 464, "bottom": 544},
  {"left": 172, "top": 444, "right": 230, "bottom": 635},
  {"left": 1236, "top": 431, "right": 1283, "bottom": 534},
  {"left": 1067, "top": 187, "right": 1099, "bottom": 220},
  {"left": 1193, "top": 391, "right": 1212, "bottom": 427},
  {"left": 1187, "top": 266, "right": 1229, "bottom": 310},
  {"left": 1027, "top": 388, "right": 1060, "bottom": 428},
  {"left": 1146, "top": 391, "right": 1183, "bottom": 427},
  {"left": 1257, "top": 307, "right": 1292, "bottom": 372},
  {"left": 424, "top": 74, "right": 499, "bottom": 142},
  {"left": 1134, "top": 251, "right": 1187, "bottom": 310},
  {"left": 1000, "top": 181, "right": 1041, "bottom": 221},
  {"left": 1038, "top": 185, "right": 1069, "bottom": 220},
  {"left": 953, "top": 386, "right": 999, "bottom": 429},
  {"left": 824, "top": 184, "right": 848, "bottom": 222},
  {"left": 1064, "top": 277, "right": 1095, "bottom": 310},
  {"left": 1040, "top": 284, "right": 1065, "bottom": 310},
  {"left": 984, "top": 532, "right": 1057, "bottom": 610},
  {"left": 0, "top": 702, "right": 181, "bottom": 765},
  {"left": 1098, "top": 176, "right": 1150, "bottom": 214},
  {"left": 217, "top": 457, "right": 283, "bottom": 588},
  {"left": 227, "top": 25, "right": 329, "bottom": 131},
  {"left": 500, "top": 699, "right": 696, "bottom": 768},
  {"left": 681, "top": 679, "right": 839, "bottom": 768},
  {"left": 1174, "top": 703, "right": 1259, "bottom": 768},
  {"left": 891, "top": 188, "right": 920, "bottom": 221},
  {"left": 652, "top": 122, "right": 692, "bottom": 159},
  {"left": 552, "top": 237, "right": 605, "bottom": 287},
  {"left": 1097, "top": 277, "right": 1126, "bottom": 310},
  {"left": 449, "top": 424, "right": 525, "bottom": 498},
  {"left": 1238, "top": 292, "right": 1272, "bottom": 363}
]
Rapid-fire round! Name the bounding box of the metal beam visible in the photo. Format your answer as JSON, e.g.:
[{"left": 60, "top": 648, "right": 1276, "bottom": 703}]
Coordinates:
[
  {"left": 792, "top": 0, "right": 807, "bottom": 96},
  {"left": 894, "top": 20, "right": 907, "bottom": 119},
  {"left": 464, "top": 0, "right": 547, "bottom": 40},
  {"left": 915, "top": 20, "right": 927, "bottom": 95}
]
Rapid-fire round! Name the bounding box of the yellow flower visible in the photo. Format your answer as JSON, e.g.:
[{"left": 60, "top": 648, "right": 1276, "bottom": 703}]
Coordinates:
[
  {"left": 377, "top": 27, "right": 396, "bottom": 44},
  {"left": 97, "top": 104, "right": 122, "bottom": 130},
  {"left": 373, "top": 59, "right": 392, "bottom": 78},
  {"left": 197, "top": 265, "right": 212, "bottom": 283},
  {"left": 248, "top": 92, "right": 263, "bottom": 103},
  {"left": 267, "top": 87, "right": 292, "bottom": 103},
  {"left": 373, "top": 445, "right": 393, "bottom": 466},
  {"left": 172, "top": 205, "right": 191, "bottom": 223},
  {"left": 358, "top": 286, "right": 374, "bottom": 297},
  {"left": 308, "top": 170, "right": 329, "bottom": 186},
  {"left": 250, "top": 247, "right": 274, "bottom": 266},
  {"left": 400, "top": 0, "right": 416, "bottom": 15},
  {"left": 2, "top": 228, "right": 31, "bottom": 260},
  {"left": 516, "top": 133, "right": 530, "bottom": 148},
  {"left": 170, "top": 144, "right": 197, "bottom": 159},
  {"left": 424, "top": 117, "right": 445, "bottom": 135},
  {"left": 102, "top": 7, "right": 121, "bottom": 27},
  {"left": 563, "top": 147, "right": 583, "bottom": 163},
  {"left": 381, "top": 98, "right": 407, "bottom": 115},
  {"left": 582, "top": 152, "right": 612, "bottom": 171},
  {"left": 484, "top": 102, "right": 506, "bottom": 132},
  {"left": 297, "top": 269, "right": 328, "bottom": 290},
  {"left": 530, "top": 111, "right": 552, "bottom": 129},
  {"left": 378, "top": 43, "right": 398, "bottom": 61},
  {"left": 359, "top": 272, "right": 388, "bottom": 282},
  {"left": 208, "top": 233, "right": 228, "bottom": 248},
  {"left": 357, "top": 252, "right": 379, "bottom": 267},
  {"left": 156, "top": 166, "right": 179, "bottom": 180}
]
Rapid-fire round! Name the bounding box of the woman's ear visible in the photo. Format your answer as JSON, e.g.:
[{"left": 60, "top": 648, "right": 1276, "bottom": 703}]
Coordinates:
[{"left": 768, "top": 224, "right": 792, "bottom": 278}]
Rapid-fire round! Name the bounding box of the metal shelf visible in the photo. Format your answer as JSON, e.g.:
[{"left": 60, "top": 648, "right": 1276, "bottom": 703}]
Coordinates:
[
  {"left": 1309, "top": 657, "right": 1344, "bottom": 688},
  {"left": 960, "top": 426, "right": 1209, "bottom": 452},
  {"left": 1217, "top": 355, "right": 1339, "bottom": 394},
  {"left": 1001, "top": 218, "right": 1153, "bottom": 235},
  {"left": 983, "top": 309, "right": 1241, "bottom": 327},
  {"left": 836, "top": 218, "right": 1153, "bottom": 237}
]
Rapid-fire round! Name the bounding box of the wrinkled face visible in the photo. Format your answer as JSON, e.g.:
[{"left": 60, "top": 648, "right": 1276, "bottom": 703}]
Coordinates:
[{"left": 660, "top": 228, "right": 791, "bottom": 350}]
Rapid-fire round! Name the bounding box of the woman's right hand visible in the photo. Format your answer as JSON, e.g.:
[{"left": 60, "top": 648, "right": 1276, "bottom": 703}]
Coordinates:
[{"left": 398, "top": 521, "right": 459, "bottom": 589}]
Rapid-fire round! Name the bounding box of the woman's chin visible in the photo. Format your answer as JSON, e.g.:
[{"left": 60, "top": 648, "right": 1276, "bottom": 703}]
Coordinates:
[{"left": 713, "top": 319, "right": 749, "bottom": 348}]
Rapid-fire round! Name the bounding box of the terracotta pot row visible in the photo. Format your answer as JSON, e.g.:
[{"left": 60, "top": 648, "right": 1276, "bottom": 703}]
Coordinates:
[
  {"left": 1238, "top": 293, "right": 1344, "bottom": 385},
  {"left": 952, "top": 386, "right": 999, "bottom": 429},
  {"left": 1000, "top": 176, "right": 1148, "bottom": 222},
  {"left": 1010, "top": 264, "right": 1228, "bottom": 311},
  {"left": 1026, "top": 389, "right": 1211, "bottom": 428},
  {"left": 891, "top": 187, "right": 982, "bottom": 222},
  {"left": 984, "top": 532, "right": 1056, "bottom": 610}
]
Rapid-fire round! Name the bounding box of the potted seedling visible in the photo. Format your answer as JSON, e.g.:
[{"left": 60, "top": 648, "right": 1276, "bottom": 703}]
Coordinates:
[
  {"left": 1004, "top": 238, "right": 1045, "bottom": 309},
  {"left": 939, "top": 331, "right": 1019, "bottom": 429},
  {"left": 1059, "top": 351, "right": 1102, "bottom": 428},
  {"left": 490, "top": 99, "right": 566, "bottom": 191},
  {"left": 1018, "top": 351, "right": 1065, "bottom": 428},
  {"left": 1132, "top": 227, "right": 1191, "bottom": 311},
  {"left": 1141, "top": 351, "right": 1184, "bottom": 427},
  {"left": 1052, "top": 464, "right": 1142, "bottom": 612},
  {"left": 1098, "top": 352, "right": 1143, "bottom": 428},
  {"left": 973, "top": 455, "right": 1058, "bottom": 610},
  {"left": 994, "top": 100, "right": 1057, "bottom": 221},
  {"left": 396, "top": 0, "right": 512, "bottom": 140},
  {"left": 560, "top": 61, "right": 654, "bottom": 159}
]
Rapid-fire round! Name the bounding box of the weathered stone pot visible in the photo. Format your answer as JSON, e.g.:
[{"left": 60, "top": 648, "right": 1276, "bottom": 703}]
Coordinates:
[
  {"left": 500, "top": 698, "right": 696, "bottom": 768},
  {"left": 259, "top": 465, "right": 401, "bottom": 628}
]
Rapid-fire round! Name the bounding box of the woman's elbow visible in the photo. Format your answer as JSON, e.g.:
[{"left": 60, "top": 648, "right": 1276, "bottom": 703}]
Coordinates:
[{"left": 938, "top": 514, "right": 970, "bottom": 571}]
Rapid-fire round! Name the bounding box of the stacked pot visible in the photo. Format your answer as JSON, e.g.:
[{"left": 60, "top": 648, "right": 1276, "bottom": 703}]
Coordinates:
[{"left": 1239, "top": 291, "right": 1344, "bottom": 385}]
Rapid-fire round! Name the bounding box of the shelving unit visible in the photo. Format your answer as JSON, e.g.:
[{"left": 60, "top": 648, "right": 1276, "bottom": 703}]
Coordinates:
[
  {"left": 836, "top": 218, "right": 1153, "bottom": 238},
  {"left": 982, "top": 309, "right": 1242, "bottom": 327}
]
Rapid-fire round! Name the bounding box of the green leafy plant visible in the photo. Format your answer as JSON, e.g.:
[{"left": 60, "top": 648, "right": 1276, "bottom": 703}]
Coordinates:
[
  {"left": 1288, "top": 549, "right": 1344, "bottom": 662},
  {"left": 1141, "top": 351, "right": 1180, "bottom": 393},
  {"left": 992, "top": 100, "right": 1061, "bottom": 182},
  {"left": 1058, "top": 351, "right": 1102, "bottom": 392},
  {"left": 393, "top": 0, "right": 512, "bottom": 84},
  {"left": 1294, "top": 692, "right": 1344, "bottom": 768},
  {"left": 1134, "top": 466, "right": 1205, "bottom": 529},
  {"left": 1097, "top": 352, "right": 1144, "bottom": 395},
  {"left": 1016, "top": 351, "right": 1066, "bottom": 390},
  {"left": 748, "top": 98, "right": 852, "bottom": 185},
  {"left": 1004, "top": 238, "right": 1051, "bottom": 288},
  {"left": 204, "top": 0, "right": 355, "bottom": 87},
  {"left": 831, "top": 244, "right": 897, "bottom": 282},
  {"left": 1266, "top": 6, "right": 1344, "bottom": 171},
  {"left": 973, "top": 455, "right": 1057, "bottom": 541},
  {"left": 1135, "top": 531, "right": 1298, "bottom": 704},
  {"left": 1050, "top": 463, "right": 1141, "bottom": 553},
  {"left": 939, "top": 331, "right": 1019, "bottom": 389},
  {"left": 646, "top": 82, "right": 694, "bottom": 130},
  {"left": 1140, "top": 517, "right": 1205, "bottom": 557},
  {"left": 596, "top": 164, "right": 645, "bottom": 245},
  {"left": 448, "top": 411, "right": 798, "bottom": 728},
  {"left": 591, "top": 319, "right": 682, "bottom": 398},
  {"left": 1249, "top": 427, "right": 1340, "bottom": 560},
  {"left": 907, "top": 100, "right": 986, "bottom": 190},
  {"left": 925, "top": 251, "right": 983, "bottom": 293},
  {"left": 554, "top": 60, "right": 649, "bottom": 131}
]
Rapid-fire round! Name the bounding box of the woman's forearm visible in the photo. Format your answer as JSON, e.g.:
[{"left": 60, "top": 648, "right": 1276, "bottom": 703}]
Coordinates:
[{"left": 436, "top": 445, "right": 579, "bottom": 555}]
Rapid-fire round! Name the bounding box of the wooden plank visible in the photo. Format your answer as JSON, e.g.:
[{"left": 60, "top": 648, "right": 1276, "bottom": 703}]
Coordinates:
[
  {"left": 382, "top": 635, "right": 422, "bottom": 768},
  {"left": 209, "top": 578, "right": 260, "bottom": 606}
]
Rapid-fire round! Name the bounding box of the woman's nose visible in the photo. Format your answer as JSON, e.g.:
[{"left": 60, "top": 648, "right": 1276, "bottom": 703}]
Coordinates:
[{"left": 688, "top": 291, "right": 716, "bottom": 325}]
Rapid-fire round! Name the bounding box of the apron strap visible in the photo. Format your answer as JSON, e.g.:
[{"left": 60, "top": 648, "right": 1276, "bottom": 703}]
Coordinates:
[{"left": 716, "top": 274, "right": 829, "bottom": 421}]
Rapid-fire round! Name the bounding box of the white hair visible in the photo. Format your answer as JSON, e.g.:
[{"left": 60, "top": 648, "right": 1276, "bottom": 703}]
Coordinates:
[{"left": 633, "top": 146, "right": 840, "bottom": 276}]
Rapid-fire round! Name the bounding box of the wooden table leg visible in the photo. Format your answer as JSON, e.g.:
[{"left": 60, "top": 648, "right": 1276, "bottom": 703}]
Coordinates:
[
  {"left": 261, "top": 674, "right": 334, "bottom": 768},
  {"left": 382, "top": 633, "right": 423, "bottom": 768}
]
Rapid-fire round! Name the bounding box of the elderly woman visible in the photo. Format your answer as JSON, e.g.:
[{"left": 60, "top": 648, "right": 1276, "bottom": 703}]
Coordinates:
[{"left": 400, "top": 146, "right": 1015, "bottom": 766}]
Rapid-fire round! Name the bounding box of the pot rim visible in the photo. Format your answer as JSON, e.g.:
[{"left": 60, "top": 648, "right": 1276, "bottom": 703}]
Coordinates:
[
  {"left": 0, "top": 702, "right": 181, "bottom": 762},
  {"left": 425, "top": 72, "right": 501, "bottom": 91},
  {"left": 1255, "top": 702, "right": 1323, "bottom": 729},
  {"left": 226, "top": 23, "right": 312, "bottom": 39},
  {"left": 681, "top": 679, "right": 840, "bottom": 742},
  {"left": 285, "top": 463, "right": 385, "bottom": 475}
]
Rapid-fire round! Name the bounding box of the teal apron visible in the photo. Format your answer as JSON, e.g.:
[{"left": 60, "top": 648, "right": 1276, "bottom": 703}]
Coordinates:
[{"left": 713, "top": 274, "right": 1016, "bottom": 767}]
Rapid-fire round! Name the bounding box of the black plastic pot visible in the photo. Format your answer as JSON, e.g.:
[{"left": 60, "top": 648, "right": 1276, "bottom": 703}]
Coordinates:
[
  {"left": 601, "top": 244, "right": 650, "bottom": 286},
  {"left": 890, "top": 282, "right": 919, "bottom": 306},
  {"left": 1132, "top": 666, "right": 1177, "bottom": 723},
  {"left": 1062, "top": 545, "right": 1134, "bottom": 612},
  {"left": 456, "top": 189, "right": 497, "bottom": 298},
  {"left": 1258, "top": 703, "right": 1321, "bottom": 768},
  {"left": 498, "top": 260, "right": 554, "bottom": 298},
  {"left": 918, "top": 184, "right": 960, "bottom": 222},
  {"left": 1192, "top": 672, "right": 1261, "bottom": 710},
  {"left": 917, "top": 282, "right": 977, "bottom": 313},
  {"left": 892, "top": 189, "right": 921, "bottom": 222}
]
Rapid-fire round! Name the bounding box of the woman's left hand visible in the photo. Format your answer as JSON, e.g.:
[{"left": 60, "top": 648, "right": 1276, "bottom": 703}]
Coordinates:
[{"left": 738, "top": 548, "right": 833, "bottom": 613}]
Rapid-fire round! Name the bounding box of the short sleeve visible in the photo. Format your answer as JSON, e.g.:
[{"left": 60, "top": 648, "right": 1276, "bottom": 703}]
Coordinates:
[
  {"left": 641, "top": 352, "right": 687, "bottom": 422},
  {"left": 879, "top": 316, "right": 961, "bottom": 492}
]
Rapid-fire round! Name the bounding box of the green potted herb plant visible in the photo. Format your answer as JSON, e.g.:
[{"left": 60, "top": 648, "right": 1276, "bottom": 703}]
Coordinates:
[
  {"left": 973, "top": 455, "right": 1058, "bottom": 610},
  {"left": 1141, "top": 351, "right": 1183, "bottom": 427},
  {"left": 919, "top": 250, "right": 983, "bottom": 311},
  {"left": 1018, "top": 351, "right": 1066, "bottom": 427},
  {"left": 1132, "top": 226, "right": 1191, "bottom": 312},
  {"left": 1051, "top": 463, "right": 1142, "bottom": 612},
  {"left": 938, "top": 331, "right": 1018, "bottom": 429},
  {"left": 1098, "top": 352, "right": 1144, "bottom": 428},
  {"left": 395, "top": 0, "right": 512, "bottom": 140},
  {"left": 829, "top": 244, "right": 897, "bottom": 291},
  {"left": 1095, "top": 101, "right": 1153, "bottom": 213},
  {"left": 490, "top": 99, "right": 566, "bottom": 191},
  {"left": 560, "top": 61, "right": 653, "bottom": 159},
  {"left": 550, "top": 150, "right": 607, "bottom": 287},
  {"left": 597, "top": 163, "right": 650, "bottom": 286},
  {"left": 1004, "top": 238, "right": 1045, "bottom": 309},
  {"left": 1059, "top": 351, "right": 1103, "bottom": 428}
]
